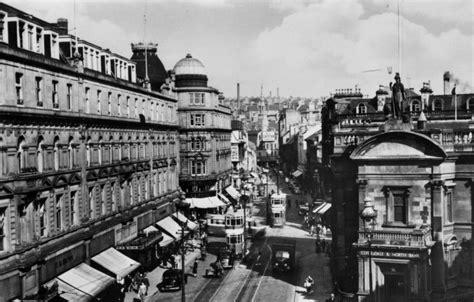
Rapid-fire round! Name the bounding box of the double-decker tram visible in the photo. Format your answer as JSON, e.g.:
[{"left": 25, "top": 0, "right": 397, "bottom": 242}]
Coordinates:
[
  {"left": 224, "top": 209, "right": 245, "bottom": 255},
  {"left": 269, "top": 193, "right": 287, "bottom": 227}
]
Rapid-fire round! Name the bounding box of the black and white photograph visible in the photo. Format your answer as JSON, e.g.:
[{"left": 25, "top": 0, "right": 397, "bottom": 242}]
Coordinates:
[{"left": 0, "top": 0, "right": 473, "bottom": 301}]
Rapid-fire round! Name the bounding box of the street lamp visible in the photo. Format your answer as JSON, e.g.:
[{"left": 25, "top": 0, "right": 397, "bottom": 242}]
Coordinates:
[
  {"left": 360, "top": 197, "right": 377, "bottom": 300},
  {"left": 176, "top": 190, "right": 189, "bottom": 302}
]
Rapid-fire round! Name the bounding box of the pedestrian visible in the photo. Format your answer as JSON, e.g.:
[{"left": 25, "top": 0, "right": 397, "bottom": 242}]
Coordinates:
[
  {"left": 137, "top": 282, "right": 147, "bottom": 301},
  {"left": 229, "top": 252, "right": 235, "bottom": 268},
  {"left": 326, "top": 293, "right": 337, "bottom": 302},
  {"left": 316, "top": 238, "right": 321, "bottom": 253},
  {"left": 321, "top": 238, "right": 327, "bottom": 253},
  {"left": 192, "top": 259, "right": 198, "bottom": 277},
  {"left": 310, "top": 224, "right": 315, "bottom": 236}
]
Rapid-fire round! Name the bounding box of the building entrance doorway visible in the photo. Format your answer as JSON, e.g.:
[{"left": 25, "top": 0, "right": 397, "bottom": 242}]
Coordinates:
[{"left": 384, "top": 273, "right": 406, "bottom": 302}]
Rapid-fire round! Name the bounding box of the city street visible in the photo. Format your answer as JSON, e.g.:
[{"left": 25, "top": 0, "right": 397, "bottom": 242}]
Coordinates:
[{"left": 148, "top": 171, "right": 333, "bottom": 302}]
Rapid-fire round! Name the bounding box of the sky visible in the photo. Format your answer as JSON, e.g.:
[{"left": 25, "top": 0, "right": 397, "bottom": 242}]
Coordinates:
[{"left": 6, "top": 0, "right": 474, "bottom": 98}]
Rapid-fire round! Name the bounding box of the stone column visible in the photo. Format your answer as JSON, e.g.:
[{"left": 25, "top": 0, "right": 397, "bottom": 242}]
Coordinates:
[{"left": 430, "top": 180, "right": 446, "bottom": 292}]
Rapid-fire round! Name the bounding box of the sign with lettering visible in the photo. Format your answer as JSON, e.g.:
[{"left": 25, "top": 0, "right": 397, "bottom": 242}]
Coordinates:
[
  {"left": 231, "top": 145, "right": 239, "bottom": 161},
  {"left": 262, "top": 131, "right": 275, "bottom": 142},
  {"left": 359, "top": 250, "right": 420, "bottom": 259}
]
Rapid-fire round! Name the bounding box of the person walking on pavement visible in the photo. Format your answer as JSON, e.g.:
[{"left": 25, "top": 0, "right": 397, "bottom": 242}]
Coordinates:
[
  {"left": 137, "top": 281, "right": 147, "bottom": 302},
  {"left": 192, "top": 259, "right": 198, "bottom": 277},
  {"left": 326, "top": 293, "right": 337, "bottom": 302}
]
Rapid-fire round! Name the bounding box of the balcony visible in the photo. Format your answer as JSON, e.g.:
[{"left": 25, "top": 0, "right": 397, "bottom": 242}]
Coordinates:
[{"left": 358, "top": 227, "right": 433, "bottom": 248}]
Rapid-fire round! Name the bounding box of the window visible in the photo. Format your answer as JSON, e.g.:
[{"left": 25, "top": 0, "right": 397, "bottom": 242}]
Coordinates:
[
  {"left": 66, "top": 84, "right": 72, "bottom": 110},
  {"left": 27, "top": 25, "right": 33, "bottom": 51},
  {"left": 55, "top": 194, "right": 63, "bottom": 231},
  {"left": 89, "top": 187, "right": 95, "bottom": 219},
  {"left": 36, "top": 200, "right": 47, "bottom": 237},
  {"left": 357, "top": 103, "right": 367, "bottom": 115},
  {"left": 190, "top": 92, "right": 205, "bottom": 105},
  {"left": 53, "top": 138, "right": 60, "bottom": 171},
  {"left": 35, "top": 77, "right": 42, "bottom": 106},
  {"left": 190, "top": 114, "right": 205, "bottom": 126},
  {"left": 191, "top": 160, "right": 206, "bottom": 175},
  {"left": 446, "top": 191, "right": 453, "bottom": 223},
  {"left": 411, "top": 100, "right": 421, "bottom": 112},
  {"left": 0, "top": 13, "right": 5, "bottom": 42},
  {"left": 134, "top": 98, "right": 138, "bottom": 117},
  {"left": 191, "top": 137, "right": 203, "bottom": 151},
  {"left": 108, "top": 92, "right": 112, "bottom": 115},
  {"left": 393, "top": 193, "right": 407, "bottom": 224},
  {"left": 118, "top": 94, "right": 122, "bottom": 116},
  {"left": 101, "top": 184, "right": 106, "bottom": 215},
  {"left": 70, "top": 191, "right": 78, "bottom": 226},
  {"left": 433, "top": 99, "right": 443, "bottom": 111},
  {"left": 37, "top": 138, "right": 44, "bottom": 173},
  {"left": 52, "top": 81, "right": 58, "bottom": 108},
  {"left": 467, "top": 98, "right": 474, "bottom": 111},
  {"left": 97, "top": 90, "right": 102, "bottom": 114},
  {"left": 126, "top": 96, "right": 130, "bottom": 117},
  {"left": 85, "top": 87, "right": 90, "bottom": 113},
  {"left": 0, "top": 208, "right": 6, "bottom": 251},
  {"left": 16, "top": 73, "right": 23, "bottom": 105}
]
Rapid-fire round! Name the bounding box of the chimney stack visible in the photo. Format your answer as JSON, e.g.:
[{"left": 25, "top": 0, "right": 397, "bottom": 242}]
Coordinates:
[
  {"left": 237, "top": 83, "right": 240, "bottom": 113},
  {"left": 56, "top": 18, "right": 68, "bottom": 35},
  {"left": 444, "top": 72, "right": 451, "bottom": 95}
]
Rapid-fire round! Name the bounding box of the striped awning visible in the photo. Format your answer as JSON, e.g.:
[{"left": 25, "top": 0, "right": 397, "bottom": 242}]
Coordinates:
[{"left": 313, "top": 202, "right": 332, "bottom": 214}]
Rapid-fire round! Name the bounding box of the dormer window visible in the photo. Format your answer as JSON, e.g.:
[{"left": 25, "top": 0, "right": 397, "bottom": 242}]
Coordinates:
[
  {"left": 356, "top": 103, "right": 367, "bottom": 115},
  {"left": 433, "top": 99, "right": 443, "bottom": 111},
  {"left": 411, "top": 100, "right": 421, "bottom": 112}
]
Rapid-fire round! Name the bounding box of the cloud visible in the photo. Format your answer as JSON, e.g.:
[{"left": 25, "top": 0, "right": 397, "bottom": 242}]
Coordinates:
[{"left": 244, "top": 0, "right": 473, "bottom": 97}]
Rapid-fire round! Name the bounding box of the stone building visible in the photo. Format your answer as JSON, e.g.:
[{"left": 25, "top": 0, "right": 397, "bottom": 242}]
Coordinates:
[
  {"left": 0, "top": 3, "right": 181, "bottom": 301},
  {"left": 323, "top": 79, "right": 474, "bottom": 301},
  {"left": 172, "top": 54, "right": 232, "bottom": 197}
]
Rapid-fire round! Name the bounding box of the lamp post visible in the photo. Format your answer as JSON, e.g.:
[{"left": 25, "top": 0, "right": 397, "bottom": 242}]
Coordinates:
[
  {"left": 176, "top": 190, "right": 188, "bottom": 302},
  {"left": 360, "top": 197, "right": 377, "bottom": 301},
  {"left": 240, "top": 172, "right": 249, "bottom": 259}
]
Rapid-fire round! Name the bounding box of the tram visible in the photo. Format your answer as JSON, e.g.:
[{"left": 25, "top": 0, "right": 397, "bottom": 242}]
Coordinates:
[
  {"left": 206, "top": 214, "right": 226, "bottom": 236},
  {"left": 224, "top": 209, "right": 245, "bottom": 255},
  {"left": 269, "top": 193, "right": 287, "bottom": 227}
]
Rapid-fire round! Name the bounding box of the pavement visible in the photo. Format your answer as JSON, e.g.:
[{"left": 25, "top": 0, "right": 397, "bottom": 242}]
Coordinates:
[{"left": 124, "top": 238, "right": 203, "bottom": 302}]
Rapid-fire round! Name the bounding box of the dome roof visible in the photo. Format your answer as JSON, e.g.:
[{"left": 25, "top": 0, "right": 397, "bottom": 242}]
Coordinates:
[{"left": 173, "top": 54, "right": 206, "bottom": 76}]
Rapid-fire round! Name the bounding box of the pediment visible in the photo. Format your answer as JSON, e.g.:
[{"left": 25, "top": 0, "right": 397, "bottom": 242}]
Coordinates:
[{"left": 350, "top": 131, "right": 446, "bottom": 161}]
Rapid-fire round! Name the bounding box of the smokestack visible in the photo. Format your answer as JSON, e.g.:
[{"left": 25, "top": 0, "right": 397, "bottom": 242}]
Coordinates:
[
  {"left": 444, "top": 71, "right": 450, "bottom": 95},
  {"left": 56, "top": 18, "right": 68, "bottom": 35},
  {"left": 237, "top": 83, "right": 240, "bottom": 112},
  {"left": 277, "top": 87, "right": 280, "bottom": 99}
]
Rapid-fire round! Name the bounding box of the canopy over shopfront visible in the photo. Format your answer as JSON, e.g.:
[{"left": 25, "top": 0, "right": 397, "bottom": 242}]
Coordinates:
[
  {"left": 159, "top": 232, "right": 175, "bottom": 247},
  {"left": 172, "top": 212, "right": 198, "bottom": 230},
  {"left": 292, "top": 169, "right": 303, "bottom": 178},
  {"left": 225, "top": 186, "right": 241, "bottom": 200},
  {"left": 156, "top": 216, "right": 186, "bottom": 240},
  {"left": 313, "top": 202, "right": 332, "bottom": 214},
  {"left": 184, "top": 196, "right": 227, "bottom": 209},
  {"left": 47, "top": 263, "right": 114, "bottom": 302},
  {"left": 218, "top": 193, "right": 230, "bottom": 204},
  {"left": 91, "top": 247, "right": 141, "bottom": 278}
]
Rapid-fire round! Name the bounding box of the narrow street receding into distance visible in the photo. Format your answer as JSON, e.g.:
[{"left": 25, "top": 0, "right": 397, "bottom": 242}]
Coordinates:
[{"left": 149, "top": 171, "right": 333, "bottom": 302}]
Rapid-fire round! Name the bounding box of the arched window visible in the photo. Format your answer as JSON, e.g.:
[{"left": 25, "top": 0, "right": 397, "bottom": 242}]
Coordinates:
[
  {"left": 53, "top": 137, "right": 60, "bottom": 171},
  {"left": 17, "top": 137, "right": 26, "bottom": 172},
  {"left": 86, "top": 138, "right": 91, "bottom": 167},
  {"left": 467, "top": 98, "right": 474, "bottom": 111},
  {"left": 111, "top": 182, "right": 117, "bottom": 212},
  {"left": 128, "top": 179, "right": 134, "bottom": 205},
  {"left": 411, "top": 100, "right": 421, "bottom": 112},
  {"left": 433, "top": 99, "right": 443, "bottom": 111},
  {"left": 68, "top": 137, "right": 74, "bottom": 169},
  {"left": 98, "top": 137, "right": 103, "bottom": 165},
  {"left": 357, "top": 103, "right": 367, "bottom": 115},
  {"left": 37, "top": 137, "right": 44, "bottom": 173}
]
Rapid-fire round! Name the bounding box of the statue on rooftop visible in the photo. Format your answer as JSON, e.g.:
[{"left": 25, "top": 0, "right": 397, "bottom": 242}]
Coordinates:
[{"left": 391, "top": 72, "right": 406, "bottom": 119}]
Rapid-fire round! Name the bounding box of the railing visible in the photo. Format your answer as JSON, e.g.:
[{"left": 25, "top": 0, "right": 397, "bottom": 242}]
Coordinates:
[{"left": 358, "top": 228, "right": 432, "bottom": 248}]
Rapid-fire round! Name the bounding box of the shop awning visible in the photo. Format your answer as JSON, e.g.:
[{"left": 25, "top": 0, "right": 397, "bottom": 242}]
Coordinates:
[
  {"left": 159, "top": 233, "right": 175, "bottom": 247},
  {"left": 156, "top": 216, "right": 185, "bottom": 240},
  {"left": 225, "top": 186, "right": 241, "bottom": 200},
  {"left": 292, "top": 169, "right": 303, "bottom": 178},
  {"left": 184, "top": 196, "right": 227, "bottom": 209},
  {"left": 143, "top": 225, "right": 160, "bottom": 236},
  {"left": 49, "top": 263, "right": 114, "bottom": 301},
  {"left": 172, "top": 212, "right": 198, "bottom": 230},
  {"left": 91, "top": 247, "right": 141, "bottom": 278},
  {"left": 313, "top": 202, "right": 332, "bottom": 214},
  {"left": 250, "top": 172, "right": 259, "bottom": 179},
  {"left": 217, "top": 193, "right": 230, "bottom": 204}
]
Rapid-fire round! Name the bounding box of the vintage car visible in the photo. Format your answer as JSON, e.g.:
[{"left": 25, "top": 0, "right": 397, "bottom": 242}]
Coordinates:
[{"left": 157, "top": 269, "right": 185, "bottom": 292}]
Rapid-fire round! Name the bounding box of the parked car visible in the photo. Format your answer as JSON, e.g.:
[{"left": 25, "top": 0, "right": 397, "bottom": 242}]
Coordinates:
[{"left": 157, "top": 269, "right": 185, "bottom": 292}]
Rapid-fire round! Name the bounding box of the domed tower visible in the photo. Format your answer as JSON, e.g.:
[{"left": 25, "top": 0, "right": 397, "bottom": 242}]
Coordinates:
[
  {"left": 173, "top": 54, "right": 208, "bottom": 88},
  {"left": 130, "top": 43, "right": 169, "bottom": 91}
]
